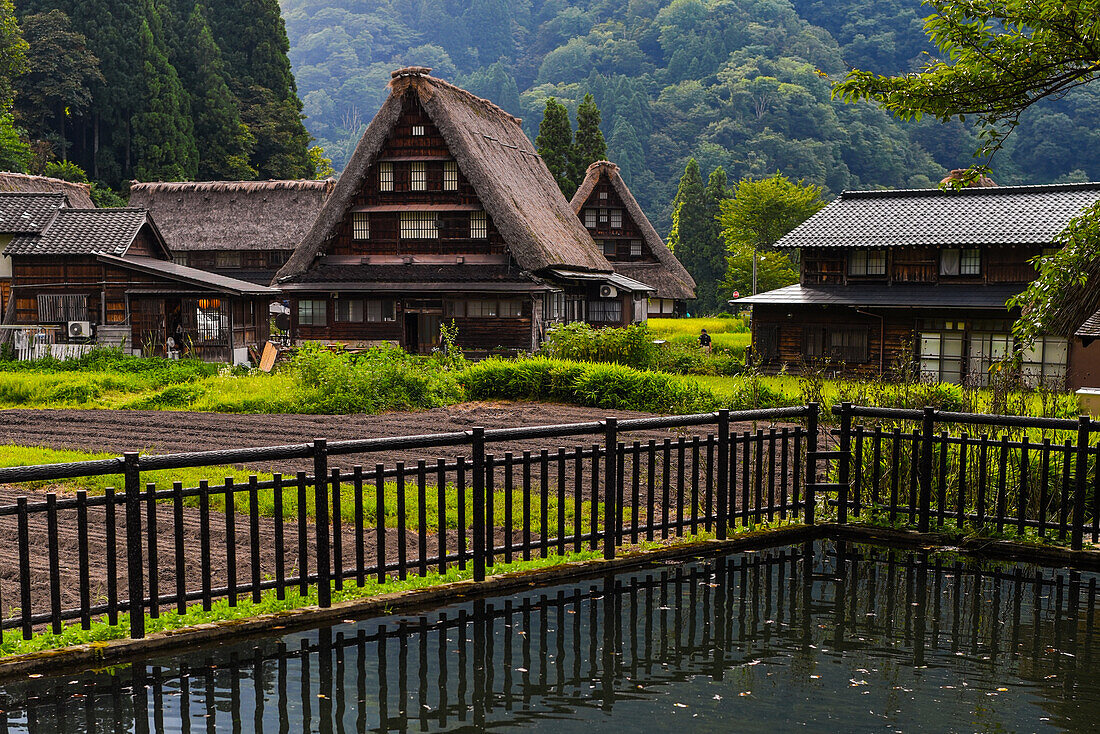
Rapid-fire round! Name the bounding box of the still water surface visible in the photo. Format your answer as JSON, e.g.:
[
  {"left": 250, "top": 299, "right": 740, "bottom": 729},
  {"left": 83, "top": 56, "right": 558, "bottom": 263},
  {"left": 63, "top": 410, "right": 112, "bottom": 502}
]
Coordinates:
[{"left": 1, "top": 540, "right": 1099, "bottom": 732}]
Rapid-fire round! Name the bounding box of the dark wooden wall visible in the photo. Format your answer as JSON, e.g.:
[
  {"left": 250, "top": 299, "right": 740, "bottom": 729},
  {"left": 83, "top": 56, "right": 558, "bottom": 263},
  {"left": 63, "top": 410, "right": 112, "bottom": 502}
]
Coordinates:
[
  {"left": 575, "top": 171, "right": 657, "bottom": 263},
  {"left": 325, "top": 93, "right": 509, "bottom": 260},
  {"left": 801, "top": 245, "right": 1044, "bottom": 286}
]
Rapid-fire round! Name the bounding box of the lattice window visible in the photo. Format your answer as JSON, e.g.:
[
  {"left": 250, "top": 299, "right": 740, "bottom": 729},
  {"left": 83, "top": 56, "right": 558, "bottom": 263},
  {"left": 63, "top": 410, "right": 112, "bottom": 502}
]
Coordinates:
[
  {"left": 630, "top": 240, "right": 642, "bottom": 257},
  {"left": 297, "top": 299, "right": 327, "bottom": 326},
  {"left": 366, "top": 299, "right": 396, "bottom": 322},
  {"left": 960, "top": 248, "right": 981, "bottom": 275},
  {"left": 335, "top": 299, "right": 364, "bottom": 322},
  {"left": 37, "top": 294, "right": 87, "bottom": 322},
  {"left": 849, "top": 249, "right": 886, "bottom": 276},
  {"left": 352, "top": 212, "right": 370, "bottom": 240},
  {"left": 195, "top": 299, "right": 226, "bottom": 341},
  {"left": 598, "top": 240, "right": 615, "bottom": 257},
  {"left": 610, "top": 209, "right": 622, "bottom": 228},
  {"left": 470, "top": 211, "right": 488, "bottom": 239},
  {"left": 172, "top": 254, "right": 188, "bottom": 266},
  {"left": 215, "top": 251, "right": 240, "bottom": 268},
  {"left": 400, "top": 212, "right": 438, "bottom": 239},
  {"left": 410, "top": 162, "right": 427, "bottom": 191},
  {"left": 587, "top": 299, "right": 622, "bottom": 323},
  {"left": 412, "top": 125, "right": 425, "bottom": 136},
  {"left": 584, "top": 209, "right": 596, "bottom": 228},
  {"left": 444, "top": 161, "right": 458, "bottom": 191},
  {"left": 379, "top": 162, "right": 394, "bottom": 192}
]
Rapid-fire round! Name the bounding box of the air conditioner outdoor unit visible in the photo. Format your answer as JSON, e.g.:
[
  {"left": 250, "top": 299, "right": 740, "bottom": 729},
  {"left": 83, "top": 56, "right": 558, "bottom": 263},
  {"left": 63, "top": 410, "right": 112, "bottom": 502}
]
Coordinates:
[
  {"left": 68, "top": 320, "right": 92, "bottom": 338},
  {"left": 598, "top": 284, "right": 617, "bottom": 299}
]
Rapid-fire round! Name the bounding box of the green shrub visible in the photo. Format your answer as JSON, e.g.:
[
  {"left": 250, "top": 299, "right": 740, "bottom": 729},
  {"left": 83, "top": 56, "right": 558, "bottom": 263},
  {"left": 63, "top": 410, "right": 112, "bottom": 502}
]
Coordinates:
[
  {"left": 540, "top": 322, "right": 659, "bottom": 369},
  {"left": 462, "top": 357, "right": 722, "bottom": 414},
  {"left": 291, "top": 342, "right": 465, "bottom": 413}
]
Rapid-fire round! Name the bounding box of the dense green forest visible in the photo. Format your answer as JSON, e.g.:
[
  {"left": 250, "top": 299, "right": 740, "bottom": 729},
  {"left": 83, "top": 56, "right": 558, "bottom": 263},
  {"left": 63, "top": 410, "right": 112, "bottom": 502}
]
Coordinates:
[
  {"left": 1, "top": 0, "right": 316, "bottom": 187},
  {"left": 280, "top": 0, "right": 1100, "bottom": 232}
]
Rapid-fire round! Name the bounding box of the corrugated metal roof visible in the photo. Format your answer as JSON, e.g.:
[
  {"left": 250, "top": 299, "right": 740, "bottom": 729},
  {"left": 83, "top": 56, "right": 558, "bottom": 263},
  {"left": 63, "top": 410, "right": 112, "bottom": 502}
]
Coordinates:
[
  {"left": 736, "top": 283, "right": 1023, "bottom": 309},
  {"left": 778, "top": 182, "right": 1100, "bottom": 250},
  {"left": 0, "top": 193, "right": 65, "bottom": 234}
]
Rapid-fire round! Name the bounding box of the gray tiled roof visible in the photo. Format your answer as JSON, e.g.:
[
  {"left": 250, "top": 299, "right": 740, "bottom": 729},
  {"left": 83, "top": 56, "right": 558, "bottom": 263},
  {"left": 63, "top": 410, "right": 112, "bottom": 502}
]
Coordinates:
[
  {"left": 0, "top": 193, "right": 65, "bottom": 234},
  {"left": 778, "top": 182, "right": 1100, "bottom": 250},
  {"left": 6, "top": 209, "right": 148, "bottom": 256},
  {"left": 1075, "top": 309, "right": 1100, "bottom": 338},
  {"left": 736, "top": 283, "right": 1023, "bottom": 309}
]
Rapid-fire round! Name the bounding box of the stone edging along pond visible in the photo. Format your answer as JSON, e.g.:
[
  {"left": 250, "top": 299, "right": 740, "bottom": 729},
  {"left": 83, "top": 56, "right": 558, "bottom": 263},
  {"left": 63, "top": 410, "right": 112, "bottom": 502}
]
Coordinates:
[{"left": 1, "top": 522, "right": 1098, "bottom": 683}]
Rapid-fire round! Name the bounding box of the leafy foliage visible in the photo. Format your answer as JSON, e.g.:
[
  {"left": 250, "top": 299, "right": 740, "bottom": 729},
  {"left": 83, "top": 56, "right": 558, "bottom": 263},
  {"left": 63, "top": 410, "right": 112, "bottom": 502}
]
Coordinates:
[
  {"left": 718, "top": 172, "right": 823, "bottom": 297},
  {"left": 668, "top": 159, "right": 726, "bottom": 313},
  {"left": 535, "top": 97, "right": 574, "bottom": 195}
]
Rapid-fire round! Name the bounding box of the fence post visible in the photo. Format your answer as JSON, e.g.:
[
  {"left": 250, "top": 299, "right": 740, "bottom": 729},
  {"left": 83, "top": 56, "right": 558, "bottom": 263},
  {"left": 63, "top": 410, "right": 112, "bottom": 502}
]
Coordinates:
[
  {"left": 837, "top": 402, "right": 852, "bottom": 525},
  {"left": 1073, "top": 415, "right": 1090, "bottom": 551},
  {"left": 603, "top": 418, "right": 618, "bottom": 560},
  {"left": 716, "top": 409, "right": 730, "bottom": 540},
  {"left": 314, "top": 439, "right": 331, "bottom": 608},
  {"left": 471, "top": 427, "right": 486, "bottom": 582},
  {"left": 805, "top": 403, "right": 818, "bottom": 526},
  {"left": 123, "top": 452, "right": 145, "bottom": 639},
  {"left": 918, "top": 406, "right": 935, "bottom": 533}
]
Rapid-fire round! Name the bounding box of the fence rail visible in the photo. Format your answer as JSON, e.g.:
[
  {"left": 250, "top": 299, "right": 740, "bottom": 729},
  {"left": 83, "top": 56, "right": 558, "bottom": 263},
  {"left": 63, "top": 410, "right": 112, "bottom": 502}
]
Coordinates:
[{"left": 3, "top": 401, "right": 1100, "bottom": 646}]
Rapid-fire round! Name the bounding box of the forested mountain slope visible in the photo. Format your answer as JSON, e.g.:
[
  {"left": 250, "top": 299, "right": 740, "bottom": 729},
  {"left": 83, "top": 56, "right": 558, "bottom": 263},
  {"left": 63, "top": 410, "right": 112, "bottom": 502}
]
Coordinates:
[
  {"left": 11, "top": 0, "right": 315, "bottom": 186},
  {"left": 281, "top": 0, "right": 1100, "bottom": 230}
]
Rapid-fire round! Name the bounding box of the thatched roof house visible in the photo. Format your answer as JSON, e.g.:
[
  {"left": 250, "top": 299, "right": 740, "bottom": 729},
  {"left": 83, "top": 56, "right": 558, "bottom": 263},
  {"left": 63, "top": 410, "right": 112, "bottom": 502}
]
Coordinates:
[
  {"left": 129, "top": 179, "right": 335, "bottom": 285},
  {"left": 570, "top": 160, "right": 695, "bottom": 313},
  {"left": 277, "top": 68, "right": 613, "bottom": 281},
  {"left": 274, "top": 67, "right": 650, "bottom": 355},
  {"left": 0, "top": 172, "right": 94, "bottom": 208}
]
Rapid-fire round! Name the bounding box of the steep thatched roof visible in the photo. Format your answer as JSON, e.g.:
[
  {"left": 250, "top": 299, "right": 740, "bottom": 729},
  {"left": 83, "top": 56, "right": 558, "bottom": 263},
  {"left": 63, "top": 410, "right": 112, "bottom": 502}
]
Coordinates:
[
  {"left": 570, "top": 161, "right": 695, "bottom": 300},
  {"left": 129, "top": 179, "right": 335, "bottom": 252},
  {"left": 276, "top": 67, "right": 609, "bottom": 283},
  {"left": 0, "top": 172, "right": 94, "bottom": 208}
]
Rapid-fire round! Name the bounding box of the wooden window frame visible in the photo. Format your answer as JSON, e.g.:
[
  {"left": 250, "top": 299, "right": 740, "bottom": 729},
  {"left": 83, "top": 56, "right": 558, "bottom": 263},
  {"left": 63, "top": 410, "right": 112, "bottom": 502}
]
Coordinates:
[
  {"left": 379, "top": 162, "right": 394, "bottom": 192},
  {"left": 352, "top": 212, "right": 370, "bottom": 240},
  {"left": 400, "top": 211, "right": 439, "bottom": 239},
  {"left": 470, "top": 211, "right": 488, "bottom": 239},
  {"left": 297, "top": 299, "right": 327, "bottom": 326},
  {"left": 410, "top": 162, "right": 427, "bottom": 191},
  {"left": 334, "top": 299, "right": 364, "bottom": 323},
  {"left": 443, "top": 161, "right": 458, "bottom": 191}
]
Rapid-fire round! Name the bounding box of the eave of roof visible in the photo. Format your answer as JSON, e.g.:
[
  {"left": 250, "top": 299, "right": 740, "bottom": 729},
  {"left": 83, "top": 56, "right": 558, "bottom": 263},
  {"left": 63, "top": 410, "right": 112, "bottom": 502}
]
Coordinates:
[
  {"left": 97, "top": 254, "right": 280, "bottom": 296},
  {"left": 736, "top": 283, "right": 1023, "bottom": 309}
]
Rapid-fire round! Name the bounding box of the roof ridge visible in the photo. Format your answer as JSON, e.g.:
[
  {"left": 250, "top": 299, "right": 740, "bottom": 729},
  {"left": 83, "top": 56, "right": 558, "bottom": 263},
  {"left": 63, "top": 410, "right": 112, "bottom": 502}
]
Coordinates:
[
  {"left": 841, "top": 181, "right": 1100, "bottom": 199},
  {"left": 389, "top": 67, "right": 524, "bottom": 127}
]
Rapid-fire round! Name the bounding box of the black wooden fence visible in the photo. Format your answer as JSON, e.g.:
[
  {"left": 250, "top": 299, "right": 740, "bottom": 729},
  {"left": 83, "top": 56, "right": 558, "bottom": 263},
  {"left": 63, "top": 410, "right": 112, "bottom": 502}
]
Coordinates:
[{"left": 2, "top": 401, "right": 1100, "bottom": 645}]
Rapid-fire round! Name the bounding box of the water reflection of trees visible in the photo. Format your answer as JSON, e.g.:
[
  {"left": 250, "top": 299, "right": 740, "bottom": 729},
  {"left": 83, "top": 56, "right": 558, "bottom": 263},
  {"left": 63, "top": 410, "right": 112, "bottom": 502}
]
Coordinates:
[{"left": 1, "top": 540, "right": 1098, "bottom": 732}]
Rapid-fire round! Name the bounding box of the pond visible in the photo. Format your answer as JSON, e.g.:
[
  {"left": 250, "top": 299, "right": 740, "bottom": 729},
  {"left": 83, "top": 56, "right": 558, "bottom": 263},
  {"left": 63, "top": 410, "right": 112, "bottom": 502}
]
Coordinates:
[{"left": 1, "top": 539, "right": 1098, "bottom": 732}]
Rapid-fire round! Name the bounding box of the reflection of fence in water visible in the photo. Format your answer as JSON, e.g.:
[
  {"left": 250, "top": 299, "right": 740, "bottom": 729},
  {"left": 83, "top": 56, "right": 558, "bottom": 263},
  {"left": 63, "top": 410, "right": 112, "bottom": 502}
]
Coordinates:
[{"left": 1, "top": 541, "right": 1097, "bottom": 732}]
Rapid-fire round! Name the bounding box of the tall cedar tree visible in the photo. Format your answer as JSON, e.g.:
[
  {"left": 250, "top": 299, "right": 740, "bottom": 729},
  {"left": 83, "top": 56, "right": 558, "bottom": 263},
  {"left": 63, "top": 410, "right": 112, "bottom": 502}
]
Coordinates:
[
  {"left": 536, "top": 97, "right": 574, "bottom": 196},
  {"left": 205, "top": 0, "right": 313, "bottom": 178},
  {"left": 703, "top": 167, "right": 731, "bottom": 303},
  {"left": 14, "top": 11, "right": 102, "bottom": 162},
  {"left": 132, "top": 14, "right": 197, "bottom": 181},
  {"left": 668, "top": 158, "right": 722, "bottom": 313},
  {"left": 18, "top": 0, "right": 145, "bottom": 183},
  {"left": 570, "top": 93, "right": 606, "bottom": 184},
  {"left": 175, "top": 4, "right": 256, "bottom": 179}
]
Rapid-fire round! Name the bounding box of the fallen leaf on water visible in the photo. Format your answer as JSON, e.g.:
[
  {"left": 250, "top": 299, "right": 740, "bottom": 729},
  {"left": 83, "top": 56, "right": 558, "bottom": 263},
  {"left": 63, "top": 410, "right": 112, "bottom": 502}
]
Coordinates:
[
  {"left": 739, "top": 691, "right": 751, "bottom": 697},
  {"left": 674, "top": 703, "right": 688, "bottom": 708}
]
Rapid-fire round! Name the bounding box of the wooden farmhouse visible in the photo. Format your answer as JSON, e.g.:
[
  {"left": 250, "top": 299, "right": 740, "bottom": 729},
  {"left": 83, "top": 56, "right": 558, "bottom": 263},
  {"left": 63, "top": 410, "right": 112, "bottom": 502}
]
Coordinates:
[
  {"left": 738, "top": 182, "right": 1100, "bottom": 389},
  {"left": 0, "top": 194, "right": 276, "bottom": 363},
  {"left": 273, "top": 67, "right": 652, "bottom": 354},
  {"left": 570, "top": 161, "right": 695, "bottom": 317},
  {"left": 128, "top": 179, "right": 335, "bottom": 285},
  {"left": 0, "top": 173, "right": 95, "bottom": 319}
]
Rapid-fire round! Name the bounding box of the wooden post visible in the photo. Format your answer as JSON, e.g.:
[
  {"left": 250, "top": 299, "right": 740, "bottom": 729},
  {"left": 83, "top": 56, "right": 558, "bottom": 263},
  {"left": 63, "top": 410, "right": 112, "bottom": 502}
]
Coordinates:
[
  {"left": 123, "top": 452, "right": 145, "bottom": 638},
  {"left": 603, "top": 418, "right": 618, "bottom": 560},
  {"left": 471, "top": 427, "right": 486, "bottom": 582},
  {"left": 918, "top": 406, "right": 935, "bottom": 533},
  {"left": 716, "top": 409, "right": 730, "bottom": 539},
  {"left": 314, "top": 439, "right": 331, "bottom": 607},
  {"left": 805, "top": 403, "right": 818, "bottom": 526},
  {"left": 1073, "top": 416, "right": 1091, "bottom": 551},
  {"left": 837, "top": 402, "right": 852, "bottom": 525}
]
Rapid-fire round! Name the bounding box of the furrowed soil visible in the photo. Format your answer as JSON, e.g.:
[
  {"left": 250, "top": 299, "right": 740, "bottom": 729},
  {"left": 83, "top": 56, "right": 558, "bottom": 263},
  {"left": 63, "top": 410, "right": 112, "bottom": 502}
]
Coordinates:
[{"left": 0, "top": 402, "right": 797, "bottom": 627}]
